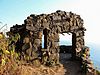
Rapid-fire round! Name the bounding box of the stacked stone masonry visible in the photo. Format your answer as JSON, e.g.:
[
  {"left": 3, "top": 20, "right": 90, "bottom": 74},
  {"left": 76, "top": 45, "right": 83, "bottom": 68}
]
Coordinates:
[{"left": 7, "top": 10, "right": 94, "bottom": 74}]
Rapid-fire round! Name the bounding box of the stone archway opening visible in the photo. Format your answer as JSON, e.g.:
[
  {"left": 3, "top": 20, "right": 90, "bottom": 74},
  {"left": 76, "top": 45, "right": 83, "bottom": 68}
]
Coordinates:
[
  {"left": 59, "top": 33, "right": 72, "bottom": 52},
  {"left": 59, "top": 33, "right": 72, "bottom": 62}
]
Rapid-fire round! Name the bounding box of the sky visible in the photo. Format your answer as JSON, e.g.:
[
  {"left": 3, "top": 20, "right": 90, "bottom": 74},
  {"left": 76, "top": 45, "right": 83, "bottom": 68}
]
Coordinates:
[{"left": 0, "top": 0, "right": 100, "bottom": 45}]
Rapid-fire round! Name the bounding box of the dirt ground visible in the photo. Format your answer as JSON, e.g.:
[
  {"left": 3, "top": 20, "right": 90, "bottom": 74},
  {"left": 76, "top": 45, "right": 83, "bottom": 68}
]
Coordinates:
[
  {"left": 0, "top": 53, "right": 82, "bottom": 75},
  {"left": 60, "top": 53, "right": 82, "bottom": 75}
]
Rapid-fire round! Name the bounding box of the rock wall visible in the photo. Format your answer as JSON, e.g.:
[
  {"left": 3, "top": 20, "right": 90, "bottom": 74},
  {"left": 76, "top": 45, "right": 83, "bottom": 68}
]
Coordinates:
[{"left": 7, "top": 10, "right": 94, "bottom": 74}]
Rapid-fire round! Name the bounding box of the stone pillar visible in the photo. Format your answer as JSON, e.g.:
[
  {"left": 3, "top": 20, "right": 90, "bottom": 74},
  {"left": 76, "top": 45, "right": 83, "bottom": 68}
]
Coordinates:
[
  {"left": 42, "top": 29, "right": 60, "bottom": 66},
  {"left": 72, "top": 33, "right": 76, "bottom": 59},
  {"left": 72, "top": 30, "right": 85, "bottom": 59},
  {"left": 48, "top": 32, "right": 60, "bottom": 66},
  {"left": 29, "top": 31, "right": 42, "bottom": 66}
]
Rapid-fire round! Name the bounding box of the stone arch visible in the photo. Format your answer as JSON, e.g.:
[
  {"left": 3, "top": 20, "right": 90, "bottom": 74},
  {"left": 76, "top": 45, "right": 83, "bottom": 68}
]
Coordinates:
[{"left": 8, "top": 10, "right": 86, "bottom": 66}]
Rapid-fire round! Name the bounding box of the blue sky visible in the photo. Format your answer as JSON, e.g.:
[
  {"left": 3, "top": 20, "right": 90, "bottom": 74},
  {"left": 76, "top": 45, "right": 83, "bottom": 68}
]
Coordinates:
[{"left": 0, "top": 0, "right": 100, "bottom": 45}]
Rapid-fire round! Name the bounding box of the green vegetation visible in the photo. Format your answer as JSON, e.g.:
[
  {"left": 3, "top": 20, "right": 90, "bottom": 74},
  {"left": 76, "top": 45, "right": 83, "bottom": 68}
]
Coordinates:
[
  {"left": 0, "top": 33, "right": 20, "bottom": 66},
  {"left": 0, "top": 33, "right": 65, "bottom": 75},
  {"left": 0, "top": 33, "right": 22, "bottom": 74}
]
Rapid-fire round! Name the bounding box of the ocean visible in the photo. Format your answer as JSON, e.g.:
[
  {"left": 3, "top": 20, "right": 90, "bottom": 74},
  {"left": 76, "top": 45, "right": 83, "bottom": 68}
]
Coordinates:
[{"left": 87, "top": 43, "right": 100, "bottom": 70}]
